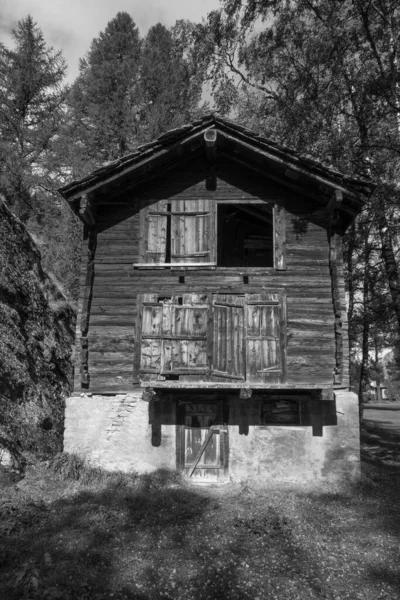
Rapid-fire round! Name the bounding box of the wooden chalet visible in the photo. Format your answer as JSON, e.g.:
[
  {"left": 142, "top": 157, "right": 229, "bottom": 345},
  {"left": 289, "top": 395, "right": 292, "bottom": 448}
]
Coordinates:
[{"left": 59, "top": 115, "right": 374, "bottom": 483}]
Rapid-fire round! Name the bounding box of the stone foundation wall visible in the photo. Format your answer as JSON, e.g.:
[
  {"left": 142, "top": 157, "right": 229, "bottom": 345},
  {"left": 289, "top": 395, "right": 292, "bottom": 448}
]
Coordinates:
[
  {"left": 64, "top": 390, "right": 360, "bottom": 481},
  {"left": 228, "top": 391, "right": 360, "bottom": 482},
  {"left": 64, "top": 393, "right": 176, "bottom": 473}
]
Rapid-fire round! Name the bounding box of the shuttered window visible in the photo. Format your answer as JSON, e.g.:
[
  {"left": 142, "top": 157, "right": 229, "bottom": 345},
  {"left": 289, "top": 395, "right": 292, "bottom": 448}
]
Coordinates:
[
  {"left": 143, "top": 200, "right": 168, "bottom": 264},
  {"left": 137, "top": 292, "right": 286, "bottom": 382},
  {"left": 171, "top": 200, "right": 213, "bottom": 264},
  {"left": 139, "top": 294, "right": 209, "bottom": 375},
  {"left": 141, "top": 199, "right": 215, "bottom": 265}
]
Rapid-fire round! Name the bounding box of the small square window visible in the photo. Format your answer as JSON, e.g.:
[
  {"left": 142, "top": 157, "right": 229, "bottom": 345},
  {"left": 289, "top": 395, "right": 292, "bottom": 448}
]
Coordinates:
[{"left": 260, "top": 398, "right": 302, "bottom": 425}]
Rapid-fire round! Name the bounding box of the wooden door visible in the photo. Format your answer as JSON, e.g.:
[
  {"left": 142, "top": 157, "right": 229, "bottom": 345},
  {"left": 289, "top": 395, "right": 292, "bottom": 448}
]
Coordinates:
[{"left": 179, "top": 402, "right": 228, "bottom": 482}]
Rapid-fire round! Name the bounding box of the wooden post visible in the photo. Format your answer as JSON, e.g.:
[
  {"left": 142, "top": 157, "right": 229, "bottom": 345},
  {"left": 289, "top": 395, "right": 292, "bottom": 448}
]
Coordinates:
[
  {"left": 79, "top": 194, "right": 96, "bottom": 227},
  {"left": 80, "top": 227, "right": 96, "bottom": 388},
  {"left": 274, "top": 205, "right": 286, "bottom": 270},
  {"left": 325, "top": 189, "right": 343, "bottom": 226},
  {"left": 329, "top": 220, "right": 344, "bottom": 386},
  {"left": 204, "top": 128, "right": 217, "bottom": 191}
]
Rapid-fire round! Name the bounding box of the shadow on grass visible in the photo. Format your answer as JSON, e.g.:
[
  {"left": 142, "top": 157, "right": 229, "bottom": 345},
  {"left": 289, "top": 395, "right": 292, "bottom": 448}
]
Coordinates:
[
  {"left": 3, "top": 463, "right": 400, "bottom": 600},
  {"left": 296, "top": 464, "right": 400, "bottom": 598},
  {"left": 0, "top": 469, "right": 255, "bottom": 600}
]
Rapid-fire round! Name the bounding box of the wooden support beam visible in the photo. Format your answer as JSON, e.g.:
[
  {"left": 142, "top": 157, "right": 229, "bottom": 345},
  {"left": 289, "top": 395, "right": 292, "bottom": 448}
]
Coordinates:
[
  {"left": 133, "top": 262, "right": 217, "bottom": 269},
  {"left": 79, "top": 193, "right": 96, "bottom": 227},
  {"left": 80, "top": 229, "right": 96, "bottom": 389},
  {"left": 204, "top": 128, "right": 217, "bottom": 160},
  {"left": 321, "top": 388, "right": 335, "bottom": 401},
  {"left": 204, "top": 128, "right": 217, "bottom": 191},
  {"left": 284, "top": 168, "right": 300, "bottom": 181},
  {"left": 274, "top": 204, "right": 287, "bottom": 270},
  {"left": 143, "top": 387, "right": 156, "bottom": 402},
  {"left": 238, "top": 205, "right": 273, "bottom": 225},
  {"left": 329, "top": 227, "right": 344, "bottom": 386},
  {"left": 325, "top": 189, "right": 344, "bottom": 226},
  {"left": 239, "top": 386, "right": 252, "bottom": 399},
  {"left": 141, "top": 382, "right": 335, "bottom": 390}
]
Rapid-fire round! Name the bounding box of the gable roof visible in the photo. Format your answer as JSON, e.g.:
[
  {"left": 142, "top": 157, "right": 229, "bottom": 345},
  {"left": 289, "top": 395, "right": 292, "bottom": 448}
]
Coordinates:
[{"left": 58, "top": 114, "right": 375, "bottom": 227}]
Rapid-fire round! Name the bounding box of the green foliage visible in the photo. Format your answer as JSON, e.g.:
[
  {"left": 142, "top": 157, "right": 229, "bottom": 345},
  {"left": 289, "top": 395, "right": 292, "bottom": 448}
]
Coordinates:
[
  {"left": 0, "top": 16, "right": 80, "bottom": 301},
  {"left": 49, "top": 453, "right": 109, "bottom": 485},
  {"left": 63, "top": 14, "right": 206, "bottom": 177},
  {"left": 138, "top": 23, "right": 203, "bottom": 141},
  {"left": 192, "top": 0, "right": 400, "bottom": 398},
  {"left": 0, "top": 15, "right": 68, "bottom": 215},
  {"left": 67, "top": 12, "right": 141, "bottom": 168},
  {"left": 48, "top": 452, "right": 181, "bottom": 490}
]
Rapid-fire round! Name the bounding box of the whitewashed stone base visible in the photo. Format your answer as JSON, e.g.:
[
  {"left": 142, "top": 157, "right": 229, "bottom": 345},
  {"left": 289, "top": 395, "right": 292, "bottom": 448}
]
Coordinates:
[
  {"left": 64, "top": 390, "right": 360, "bottom": 481},
  {"left": 64, "top": 393, "right": 176, "bottom": 473},
  {"left": 229, "top": 391, "right": 360, "bottom": 482}
]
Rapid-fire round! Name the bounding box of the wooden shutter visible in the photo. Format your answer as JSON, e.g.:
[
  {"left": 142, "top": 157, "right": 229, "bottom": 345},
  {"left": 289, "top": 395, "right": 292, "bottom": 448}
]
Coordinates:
[
  {"left": 140, "top": 294, "right": 163, "bottom": 373},
  {"left": 212, "top": 295, "right": 245, "bottom": 380},
  {"left": 139, "top": 294, "right": 208, "bottom": 376},
  {"left": 163, "top": 294, "right": 208, "bottom": 373},
  {"left": 246, "top": 292, "right": 286, "bottom": 383},
  {"left": 171, "top": 200, "right": 214, "bottom": 264},
  {"left": 144, "top": 200, "right": 168, "bottom": 263},
  {"left": 274, "top": 205, "right": 286, "bottom": 270}
]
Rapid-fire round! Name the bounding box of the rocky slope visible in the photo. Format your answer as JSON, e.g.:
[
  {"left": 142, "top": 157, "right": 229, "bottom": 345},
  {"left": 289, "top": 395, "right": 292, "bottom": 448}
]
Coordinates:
[{"left": 0, "top": 199, "right": 76, "bottom": 457}]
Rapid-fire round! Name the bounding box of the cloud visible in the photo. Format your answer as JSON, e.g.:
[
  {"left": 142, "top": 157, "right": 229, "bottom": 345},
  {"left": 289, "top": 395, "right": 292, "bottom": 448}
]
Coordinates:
[{"left": 1, "top": 0, "right": 220, "bottom": 82}]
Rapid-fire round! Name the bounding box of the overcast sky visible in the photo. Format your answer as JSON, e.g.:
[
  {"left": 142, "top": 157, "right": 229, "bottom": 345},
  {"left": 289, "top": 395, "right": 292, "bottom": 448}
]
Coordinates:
[{"left": 1, "top": 0, "right": 221, "bottom": 83}]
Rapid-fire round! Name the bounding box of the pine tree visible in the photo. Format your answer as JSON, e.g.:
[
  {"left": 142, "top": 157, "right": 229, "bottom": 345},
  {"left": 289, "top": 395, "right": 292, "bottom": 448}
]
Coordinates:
[
  {"left": 138, "top": 23, "right": 203, "bottom": 141},
  {"left": 0, "top": 15, "right": 67, "bottom": 218},
  {"left": 67, "top": 12, "right": 141, "bottom": 169},
  {"left": 66, "top": 15, "right": 206, "bottom": 172}
]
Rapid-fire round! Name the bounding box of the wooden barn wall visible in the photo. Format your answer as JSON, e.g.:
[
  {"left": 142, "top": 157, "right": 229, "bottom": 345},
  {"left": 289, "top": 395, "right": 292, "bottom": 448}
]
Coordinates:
[{"left": 75, "top": 158, "right": 348, "bottom": 393}]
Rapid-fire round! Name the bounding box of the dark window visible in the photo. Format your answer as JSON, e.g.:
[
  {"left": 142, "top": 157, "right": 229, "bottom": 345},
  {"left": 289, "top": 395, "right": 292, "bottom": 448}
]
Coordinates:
[
  {"left": 260, "top": 398, "right": 302, "bottom": 425},
  {"left": 217, "top": 204, "right": 274, "bottom": 267}
]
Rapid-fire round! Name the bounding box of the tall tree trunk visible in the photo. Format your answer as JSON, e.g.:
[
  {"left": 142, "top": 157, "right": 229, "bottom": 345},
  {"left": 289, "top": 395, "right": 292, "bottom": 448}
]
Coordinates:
[
  {"left": 377, "top": 195, "right": 400, "bottom": 330},
  {"left": 345, "top": 222, "right": 356, "bottom": 343},
  {"left": 359, "top": 241, "right": 370, "bottom": 421},
  {"left": 374, "top": 336, "right": 382, "bottom": 403}
]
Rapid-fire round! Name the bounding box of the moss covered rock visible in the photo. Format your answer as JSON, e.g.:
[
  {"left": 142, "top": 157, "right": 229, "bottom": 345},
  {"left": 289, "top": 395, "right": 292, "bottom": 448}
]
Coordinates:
[{"left": 0, "top": 200, "right": 75, "bottom": 454}]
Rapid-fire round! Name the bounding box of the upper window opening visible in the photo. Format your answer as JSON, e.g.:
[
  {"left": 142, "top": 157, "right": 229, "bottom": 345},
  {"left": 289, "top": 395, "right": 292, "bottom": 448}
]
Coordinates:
[
  {"left": 143, "top": 199, "right": 213, "bottom": 266},
  {"left": 139, "top": 199, "right": 285, "bottom": 270},
  {"left": 217, "top": 204, "right": 273, "bottom": 267}
]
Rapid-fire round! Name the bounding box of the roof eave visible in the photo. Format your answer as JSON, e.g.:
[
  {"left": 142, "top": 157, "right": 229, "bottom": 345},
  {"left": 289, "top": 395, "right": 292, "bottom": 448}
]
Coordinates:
[{"left": 58, "top": 115, "right": 376, "bottom": 214}]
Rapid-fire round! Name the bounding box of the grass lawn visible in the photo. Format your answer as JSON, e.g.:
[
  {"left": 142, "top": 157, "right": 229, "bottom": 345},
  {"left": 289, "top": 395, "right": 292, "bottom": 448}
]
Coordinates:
[{"left": 1, "top": 456, "right": 400, "bottom": 600}]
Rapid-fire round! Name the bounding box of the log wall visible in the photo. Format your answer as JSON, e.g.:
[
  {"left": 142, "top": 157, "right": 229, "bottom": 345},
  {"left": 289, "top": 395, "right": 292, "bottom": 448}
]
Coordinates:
[{"left": 73, "top": 158, "right": 349, "bottom": 393}]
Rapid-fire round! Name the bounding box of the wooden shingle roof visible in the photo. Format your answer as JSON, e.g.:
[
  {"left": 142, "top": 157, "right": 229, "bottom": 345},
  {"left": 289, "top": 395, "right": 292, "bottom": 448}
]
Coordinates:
[{"left": 59, "top": 114, "right": 375, "bottom": 225}]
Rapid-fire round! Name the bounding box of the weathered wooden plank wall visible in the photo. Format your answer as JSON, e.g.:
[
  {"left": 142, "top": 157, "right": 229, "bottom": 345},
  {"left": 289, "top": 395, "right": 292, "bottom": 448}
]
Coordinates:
[{"left": 75, "top": 158, "right": 343, "bottom": 393}]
